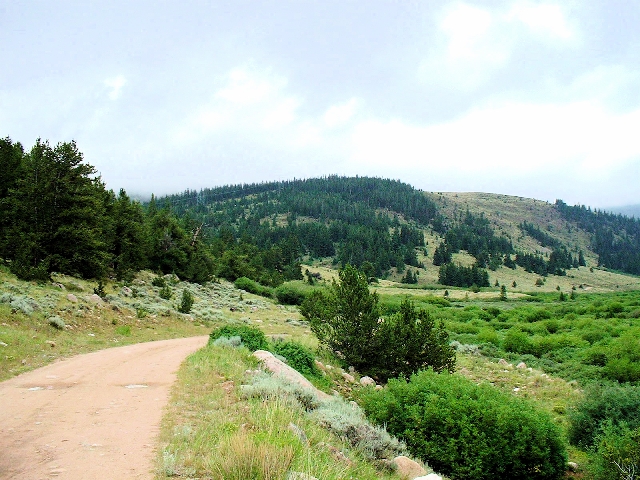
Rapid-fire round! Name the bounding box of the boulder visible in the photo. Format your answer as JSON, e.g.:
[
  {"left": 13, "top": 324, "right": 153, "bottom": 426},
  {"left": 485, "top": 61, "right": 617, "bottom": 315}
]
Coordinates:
[
  {"left": 393, "top": 455, "right": 427, "bottom": 479},
  {"left": 341, "top": 372, "right": 356, "bottom": 383},
  {"left": 253, "top": 350, "right": 331, "bottom": 400},
  {"left": 360, "top": 376, "right": 376, "bottom": 386},
  {"left": 516, "top": 362, "right": 527, "bottom": 369},
  {"left": 498, "top": 358, "right": 509, "bottom": 366},
  {"left": 66, "top": 294, "right": 78, "bottom": 303},
  {"left": 86, "top": 294, "right": 104, "bottom": 304}
]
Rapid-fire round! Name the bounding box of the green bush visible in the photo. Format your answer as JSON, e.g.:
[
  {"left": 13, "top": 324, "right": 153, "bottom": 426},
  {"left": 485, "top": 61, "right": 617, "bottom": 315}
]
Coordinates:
[
  {"left": 234, "top": 277, "right": 273, "bottom": 298},
  {"left": 274, "top": 284, "right": 306, "bottom": 305},
  {"left": 588, "top": 424, "right": 640, "bottom": 480},
  {"left": 269, "top": 340, "right": 318, "bottom": 376},
  {"left": 503, "top": 327, "right": 534, "bottom": 355},
  {"left": 159, "top": 284, "right": 172, "bottom": 300},
  {"left": 358, "top": 370, "right": 567, "bottom": 480},
  {"left": 177, "top": 289, "right": 194, "bottom": 314},
  {"left": 152, "top": 276, "right": 166, "bottom": 287},
  {"left": 209, "top": 325, "right": 268, "bottom": 352},
  {"left": 567, "top": 383, "right": 640, "bottom": 448}
]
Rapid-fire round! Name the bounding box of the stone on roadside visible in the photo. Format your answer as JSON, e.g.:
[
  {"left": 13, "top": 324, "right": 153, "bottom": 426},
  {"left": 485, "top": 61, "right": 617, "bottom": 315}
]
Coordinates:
[{"left": 393, "top": 455, "right": 427, "bottom": 479}]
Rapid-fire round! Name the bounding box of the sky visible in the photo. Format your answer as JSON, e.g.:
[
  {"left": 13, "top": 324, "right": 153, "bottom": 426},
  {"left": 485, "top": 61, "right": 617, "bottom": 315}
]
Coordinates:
[{"left": 1, "top": 1, "right": 640, "bottom": 208}]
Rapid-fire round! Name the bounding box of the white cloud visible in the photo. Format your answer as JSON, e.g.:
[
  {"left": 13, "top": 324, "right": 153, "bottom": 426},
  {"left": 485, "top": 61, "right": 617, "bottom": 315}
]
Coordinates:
[
  {"left": 507, "top": 1, "right": 575, "bottom": 41},
  {"left": 421, "top": 1, "right": 578, "bottom": 91},
  {"left": 215, "top": 67, "right": 284, "bottom": 105},
  {"left": 104, "top": 75, "right": 126, "bottom": 100},
  {"left": 349, "top": 100, "right": 640, "bottom": 183},
  {"left": 324, "top": 98, "right": 359, "bottom": 128}
]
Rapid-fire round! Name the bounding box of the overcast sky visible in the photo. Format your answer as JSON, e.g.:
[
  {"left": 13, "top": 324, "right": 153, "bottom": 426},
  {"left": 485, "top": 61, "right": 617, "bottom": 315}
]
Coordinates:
[{"left": 2, "top": 1, "right": 639, "bottom": 208}]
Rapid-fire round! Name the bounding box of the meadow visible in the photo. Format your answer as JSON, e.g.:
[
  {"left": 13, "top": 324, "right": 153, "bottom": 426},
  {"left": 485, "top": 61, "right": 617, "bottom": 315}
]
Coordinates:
[{"left": 3, "top": 263, "right": 640, "bottom": 479}]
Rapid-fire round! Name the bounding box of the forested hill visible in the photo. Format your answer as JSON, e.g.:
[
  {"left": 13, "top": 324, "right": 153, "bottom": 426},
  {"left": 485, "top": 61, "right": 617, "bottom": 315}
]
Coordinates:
[
  {"left": 2, "top": 136, "right": 640, "bottom": 287},
  {"left": 159, "top": 176, "right": 443, "bottom": 280}
]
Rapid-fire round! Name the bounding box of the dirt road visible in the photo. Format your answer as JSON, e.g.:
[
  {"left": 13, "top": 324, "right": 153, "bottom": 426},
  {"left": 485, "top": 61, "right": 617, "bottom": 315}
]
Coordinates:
[{"left": 0, "top": 336, "right": 209, "bottom": 480}]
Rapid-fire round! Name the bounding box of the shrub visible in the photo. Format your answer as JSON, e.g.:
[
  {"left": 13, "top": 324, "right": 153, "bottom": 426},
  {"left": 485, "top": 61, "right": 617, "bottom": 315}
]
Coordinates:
[
  {"left": 48, "top": 315, "right": 66, "bottom": 330},
  {"left": 177, "top": 289, "right": 194, "bottom": 314},
  {"left": 269, "top": 340, "right": 318, "bottom": 377},
  {"left": 567, "top": 383, "right": 640, "bottom": 448},
  {"left": 240, "top": 371, "right": 320, "bottom": 411},
  {"left": 312, "top": 399, "right": 406, "bottom": 461},
  {"left": 234, "top": 277, "right": 273, "bottom": 298},
  {"left": 159, "top": 284, "right": 172, "bottom": 300},
  {"left": 209, "top": 325, "right": 268, "bottom": 352},
  {"left": 212, "top": 335, "right": 243, "bottom": 348},
  {"left": 503, "top": 327, "right": 534, "bottom": 355},
  {"left": 152, "top": 276, "right": 166, "bottom": 287},
  {"left": 274, "top": 284, "right": 306, "bottom": 305},
  {"left": 358, "top": 370, "right": 567, "bottom": 480},
  {"left": 588, "top": 424, "right": 640, "bottom": 480}
]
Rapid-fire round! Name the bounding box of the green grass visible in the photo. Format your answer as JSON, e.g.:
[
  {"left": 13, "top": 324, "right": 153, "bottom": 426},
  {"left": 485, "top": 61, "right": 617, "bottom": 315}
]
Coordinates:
[{"left": 156, "top": 345, "right": 404, "bottom": 479}]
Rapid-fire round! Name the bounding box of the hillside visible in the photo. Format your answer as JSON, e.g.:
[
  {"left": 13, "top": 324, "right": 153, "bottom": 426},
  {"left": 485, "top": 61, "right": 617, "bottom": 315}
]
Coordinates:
[
  {"left": 1, "top": 137, "right": 638, "bottom": 292},
  {"left": 159, "top": 178, "right": 640, "bottom": 293}
]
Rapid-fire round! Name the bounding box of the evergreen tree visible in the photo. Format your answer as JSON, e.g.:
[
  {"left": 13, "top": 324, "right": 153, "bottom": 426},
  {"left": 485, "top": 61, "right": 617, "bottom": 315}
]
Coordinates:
[{"left": 4, "top": 140, "right": 109, "bottom": 279}]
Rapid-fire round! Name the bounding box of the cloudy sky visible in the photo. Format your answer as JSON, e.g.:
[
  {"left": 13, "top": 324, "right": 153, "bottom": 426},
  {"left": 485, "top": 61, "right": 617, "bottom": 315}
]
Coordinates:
[{"left": 2, "top": 1, "right": 639, "bottom": 208}]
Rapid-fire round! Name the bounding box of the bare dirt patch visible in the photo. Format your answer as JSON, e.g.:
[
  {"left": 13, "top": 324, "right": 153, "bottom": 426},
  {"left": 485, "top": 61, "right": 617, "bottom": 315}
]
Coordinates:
[{"left": 0, "top": 336, "right": 208, "bottom": 479}]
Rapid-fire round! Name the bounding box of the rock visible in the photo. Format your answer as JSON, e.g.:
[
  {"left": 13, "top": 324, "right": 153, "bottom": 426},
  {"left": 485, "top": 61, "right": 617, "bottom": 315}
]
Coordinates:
[
  {"left": 66, "top": 293, "right": 78, "bottom": 303},
  {"left": 498, "top": 358, "right": 509, "bottom": 366},
  {"left": 375, "top": 384, "right": 383, "bottom": 390},
  {"left": 46, "top": 340, "right": 56, "bottom": 348},
  {"left": 253, "top": 350, "right": 331, "bottom": 400},
  {"left": 393, "top": 456, "right": 427, "bottom": 479},
  {"left": 348, "top": 366, "right": 355, "bottom": 373},
  {"left": 52, "top": 282, "right": 65, "bottom": 289},
  {"left": 568, "top": 461, "right": 579, "bottom": 472},
  {"left": 341, "top": 372, "right": 356, "bottom": 383},
  {"left": 360, "top": 376, "right": 376, "bottom": 386},
  {"left": 0, "top": 341, "right": 7, "bottom": 347},
  {"left": 86, "top": 294, "right": 103, "bottom": 304},
  {"left": 516, "top": 362, "right": 527, "bottom": 369},
  {"left": 121, "top": 286, "right": 133, "bottom": 297}
]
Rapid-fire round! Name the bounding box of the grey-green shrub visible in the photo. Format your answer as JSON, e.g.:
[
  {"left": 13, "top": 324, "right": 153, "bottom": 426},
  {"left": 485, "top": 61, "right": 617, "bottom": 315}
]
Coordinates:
[
  {"left": 212, "top": 336, "right": 243, "bottom": 348},
  {"left": 312, "top": 399, "right": 406, "bottom": 461},
  {"left": 240, "top": 372, "right": 320, "bottom": 411},
  {"left": 48, "top": 315, "right": 65, "bottom": 330},
  {"left": 357, "top": 370, "right": 567, "bottom": 480}
]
